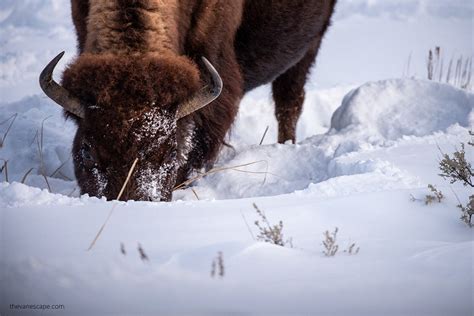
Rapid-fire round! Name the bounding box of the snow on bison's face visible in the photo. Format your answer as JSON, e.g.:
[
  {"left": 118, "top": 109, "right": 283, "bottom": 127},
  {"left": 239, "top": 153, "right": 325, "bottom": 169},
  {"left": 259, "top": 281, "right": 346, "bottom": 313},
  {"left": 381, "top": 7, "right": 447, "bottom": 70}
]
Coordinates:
[{"left": 40, "top": 52, "right": 222, "bottom": 201}]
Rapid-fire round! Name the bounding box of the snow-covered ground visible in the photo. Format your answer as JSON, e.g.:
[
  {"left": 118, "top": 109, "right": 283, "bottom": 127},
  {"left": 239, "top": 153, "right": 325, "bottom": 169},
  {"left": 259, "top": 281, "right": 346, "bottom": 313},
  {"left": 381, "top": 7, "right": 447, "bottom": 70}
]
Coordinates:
[{"left": 1, "top": 1, "right": 473, "bottom": 315}]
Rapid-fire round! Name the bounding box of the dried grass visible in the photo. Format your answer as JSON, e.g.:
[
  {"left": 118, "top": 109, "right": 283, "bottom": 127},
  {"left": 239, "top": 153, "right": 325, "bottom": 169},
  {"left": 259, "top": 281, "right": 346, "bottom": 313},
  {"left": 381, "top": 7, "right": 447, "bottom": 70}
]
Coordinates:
[
  {"left": 210, "top": 251, "right": 224, "bottom": 278},
  {"left": 253, "top": 202, "right": 292, "bottom": 247},
  {"left": 20, "top": 167, "right": 34, "bottom": 184},
  {"left": 0, "top": 159, "right": 8, "bottom": 182},
  {"left": 87, "top": 158, "right": 139, "bottom": 251},
  {"left": 173, "top": 160, "right": 273, "bottom": 191},
  {"left": 259, "top": 125, "right": 269, "bottom": 145},
  {"left": 33, "top": 116, "right": 53, "bottom": 192},
  {"left": 50, "top": 157, "right": 71, "bottom": 178},
  {"left": 0, "top": 113, "right": 17, "bottom": 148},
  {"left": 425, "top": 47, "right": 472, "bottom": 90}
]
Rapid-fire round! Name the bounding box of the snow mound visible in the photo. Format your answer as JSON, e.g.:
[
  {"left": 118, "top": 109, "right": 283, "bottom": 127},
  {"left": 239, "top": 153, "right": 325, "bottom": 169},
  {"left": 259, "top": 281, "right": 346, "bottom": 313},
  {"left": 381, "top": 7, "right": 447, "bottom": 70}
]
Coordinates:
[
  {"left": 331, "top": 79, "right": 474, "bottom": 140},
  {"left": 0, "top": 182, "right": 104, "bottom": 208},
  {"left": 174, "top": 79, "right": 473, "bottom": 200}
]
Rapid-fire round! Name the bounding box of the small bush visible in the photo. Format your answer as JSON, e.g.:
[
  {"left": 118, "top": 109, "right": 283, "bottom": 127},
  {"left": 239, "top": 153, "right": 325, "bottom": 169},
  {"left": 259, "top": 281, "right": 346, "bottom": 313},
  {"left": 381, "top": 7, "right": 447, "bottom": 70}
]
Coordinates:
[
  {"left": 323, "top": 227, "right": 339, "bottom": 257},
  {"left": 210, "top": 251, "right": 224, "bottom": 278},
  {"left": 439, "top": 143, "right": 473, "bottom": 188},
  {"left": 322, "top": 227, "right": 339, "bottom": 257},
  {"left": 345, "top": 242, "right": 360, "bottom": 256},
  {"left": 253, "top": 203, "right": 292, "bottom": 247},
  {"left": 458, "top": 196, "right": 474, "bottom": 227},
  {"left": 137, "top": 243, "right": 149, "bottom": 262},
  {"left": 425, "top": 184, "right": 444, "bottom": 205},
  {"left": 438, "top": 132, "right": 474, "bottom": 226},
  {"left": 322, "top": 227, "right": 360, "bottom": 257}
]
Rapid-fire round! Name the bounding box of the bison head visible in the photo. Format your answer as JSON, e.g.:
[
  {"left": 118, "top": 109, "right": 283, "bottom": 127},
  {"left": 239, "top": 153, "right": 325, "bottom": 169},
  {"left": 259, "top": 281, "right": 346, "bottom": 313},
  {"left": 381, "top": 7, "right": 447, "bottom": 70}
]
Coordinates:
[{"left": 40, "top": 52, "right": 222, "bottom": 201}]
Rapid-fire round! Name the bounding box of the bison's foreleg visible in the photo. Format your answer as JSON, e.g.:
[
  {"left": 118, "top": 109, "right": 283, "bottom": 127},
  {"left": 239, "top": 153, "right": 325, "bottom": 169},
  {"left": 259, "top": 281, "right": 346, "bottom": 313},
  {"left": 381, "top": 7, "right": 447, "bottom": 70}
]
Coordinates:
[{"left": 272, "top": 41, "right": 320, "bottom": 144}]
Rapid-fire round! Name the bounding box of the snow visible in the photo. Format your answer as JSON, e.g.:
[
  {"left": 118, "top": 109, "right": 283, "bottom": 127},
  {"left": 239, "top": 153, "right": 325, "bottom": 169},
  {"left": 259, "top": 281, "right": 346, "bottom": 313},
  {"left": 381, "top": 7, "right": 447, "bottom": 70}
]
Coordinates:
[{"left": 1, "top": 1, "right": 473, "bottom": 315}]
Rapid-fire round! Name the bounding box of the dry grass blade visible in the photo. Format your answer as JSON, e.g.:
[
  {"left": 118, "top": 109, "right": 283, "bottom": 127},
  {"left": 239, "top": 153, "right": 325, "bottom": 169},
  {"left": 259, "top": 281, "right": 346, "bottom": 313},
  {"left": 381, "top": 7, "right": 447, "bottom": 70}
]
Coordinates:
[
  {"left": 0, "top": 113, "right": 18, "bottom": 148},
  {"left": 67, "top": 187, "right": 77, "bottom": 197},
  {"left": 240, "top": 210, "right": 256, "bottom": 241},
  {"left": 173, "top": 160, "right": 270, "bottom": 191},
  {"left": 50, "top": 157, "right": 71, "bottom": 178},
  {"left": 87, "top": 158, "right": 139, "bottom": 251},
  {"left": 191, "top": 188, "right": 200, "bottom": 200},
  {"left": 36, "top": 116, "right": 53, "bottom": 192},
  {"left": 259, "top": 126, "right": 269, "bottom": 145},
  {"left": 1, "top": 159, "right": 8, "bottom": 182},
  {"left": 21, "top": 167, "right": 34, "bottom": 184},
  {"left": 57, "top": 170, "right": 73, "bottom": 181}
]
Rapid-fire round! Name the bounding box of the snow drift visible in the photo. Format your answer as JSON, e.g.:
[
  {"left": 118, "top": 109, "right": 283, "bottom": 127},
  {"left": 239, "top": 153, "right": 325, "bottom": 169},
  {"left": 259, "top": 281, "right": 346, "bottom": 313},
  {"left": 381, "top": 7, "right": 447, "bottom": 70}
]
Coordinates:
[{"left": 1, "top": 76, "right": 473, "bottom": 316}]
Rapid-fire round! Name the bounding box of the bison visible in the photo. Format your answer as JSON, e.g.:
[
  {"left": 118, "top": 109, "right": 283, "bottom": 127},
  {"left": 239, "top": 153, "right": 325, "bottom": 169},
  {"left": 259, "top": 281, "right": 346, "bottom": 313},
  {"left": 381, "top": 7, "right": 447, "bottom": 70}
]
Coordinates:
[{"left": 40, "top": 0, "right": 337, "bottom": 201}]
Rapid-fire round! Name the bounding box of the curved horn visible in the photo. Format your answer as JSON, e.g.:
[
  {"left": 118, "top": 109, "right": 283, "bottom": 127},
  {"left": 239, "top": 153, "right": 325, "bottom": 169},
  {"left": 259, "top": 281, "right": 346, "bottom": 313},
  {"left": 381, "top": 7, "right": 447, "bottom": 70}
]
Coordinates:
[
  {"left": 39, "top": 52, "right": 85, "bottom": 119},
  {"left": 176, "top": 57, "right": 223, "bottom": 120}
]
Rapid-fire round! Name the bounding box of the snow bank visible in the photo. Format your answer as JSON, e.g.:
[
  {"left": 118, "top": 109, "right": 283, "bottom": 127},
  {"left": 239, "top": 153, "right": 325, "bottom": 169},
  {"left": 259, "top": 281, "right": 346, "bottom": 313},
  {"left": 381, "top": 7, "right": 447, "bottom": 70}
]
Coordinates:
[
  {"left": 182, "top": 79, "right": 472, "bottom": 200},
  {"left": 1, "top": 79, "right": 472, "bottom": 203},
  {"left": 0, "top": 95, "right": 77, "bottom": 196},
  {"left": 2, "top": 188, "right": 473, "bottom": 315},
  {"left": 331, "top": 79, "right": 474, "bottom": 140}
]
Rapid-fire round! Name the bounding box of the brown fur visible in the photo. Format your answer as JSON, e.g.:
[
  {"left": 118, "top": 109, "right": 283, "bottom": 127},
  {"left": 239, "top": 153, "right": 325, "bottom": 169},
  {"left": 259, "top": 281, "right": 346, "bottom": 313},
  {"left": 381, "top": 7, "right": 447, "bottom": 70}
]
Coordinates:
[
  {"left": 63, "top": 53, "right": 200, "bottom": 110},
  {"left": 65, "top": 0, "right": 336, "bottom": 201}
]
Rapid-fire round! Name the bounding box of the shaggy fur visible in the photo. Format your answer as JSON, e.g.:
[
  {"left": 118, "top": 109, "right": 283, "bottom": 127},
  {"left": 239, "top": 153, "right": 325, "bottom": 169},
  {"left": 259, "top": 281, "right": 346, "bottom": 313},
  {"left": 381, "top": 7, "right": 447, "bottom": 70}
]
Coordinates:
[
  {"left": 62, "top": 54, "right": 200, "bottom": 110},
  {"left": 65, "top": 0, "right": 336, "bottom": 201}
]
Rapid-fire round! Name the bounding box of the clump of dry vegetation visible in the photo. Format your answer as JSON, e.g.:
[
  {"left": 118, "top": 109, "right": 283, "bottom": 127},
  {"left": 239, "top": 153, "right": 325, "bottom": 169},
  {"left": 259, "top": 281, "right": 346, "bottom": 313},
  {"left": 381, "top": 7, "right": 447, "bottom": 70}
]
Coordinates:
[
  {"left": 424, "top": 184, "right": 444, "bottom": 205},
  {"left": 345, "top": 242, "right": 360, "bottom": 256},
  {"left": 210, "top": 251, "right": 225, "bottom": 278},
  {"left": 253, "top": 203, "right": 293, "bottom": 247},
  {"left": 322, "top": 227, "right": 339, "bottom": 257},
  {"left": 120, "top": 243, "right": 126, "bottom": 256},
  {"left": 438, "top": 131, "right": 474, "bottom": 226},
  {"left": 439, "top": 143, "right": 473, "bottom": 188},
  {"left": 322, "top": 227, "right": 360, "bottom": 257},
  {"left": 138, "top": 243, "right": 149, "bottom": 262},
  {"left": 425, "top": 47, "right": 472, "bottom": 90}
]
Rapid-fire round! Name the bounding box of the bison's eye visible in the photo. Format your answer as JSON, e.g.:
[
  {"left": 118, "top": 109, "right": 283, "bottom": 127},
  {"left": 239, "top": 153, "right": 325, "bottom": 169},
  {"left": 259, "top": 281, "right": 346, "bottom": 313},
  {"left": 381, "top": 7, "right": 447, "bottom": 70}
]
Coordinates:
[{"left": 81, "top": 142, "right": 95, "bottom": 164}]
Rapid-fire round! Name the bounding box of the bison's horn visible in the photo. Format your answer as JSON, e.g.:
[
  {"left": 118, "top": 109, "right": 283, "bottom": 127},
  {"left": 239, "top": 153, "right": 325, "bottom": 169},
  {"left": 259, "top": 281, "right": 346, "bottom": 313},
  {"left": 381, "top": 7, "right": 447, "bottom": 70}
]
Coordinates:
[
  {"left": 40, "top": 52, "right": 85, "bottom": 119},
  {"left": 176, "top": 57, "right": 223, "bottom": 120}
]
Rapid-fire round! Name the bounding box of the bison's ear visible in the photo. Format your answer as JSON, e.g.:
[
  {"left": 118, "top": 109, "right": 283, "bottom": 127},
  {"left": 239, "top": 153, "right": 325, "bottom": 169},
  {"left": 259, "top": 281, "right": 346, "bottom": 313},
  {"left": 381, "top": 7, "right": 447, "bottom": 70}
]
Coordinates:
[{"left": 176, "top": 57, "right": 223, "bottom": 120}]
